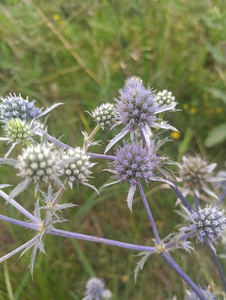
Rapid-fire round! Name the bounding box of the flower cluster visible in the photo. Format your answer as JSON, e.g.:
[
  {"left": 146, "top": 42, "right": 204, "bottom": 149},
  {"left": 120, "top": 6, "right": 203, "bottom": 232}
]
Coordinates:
[
  {"left": 0, "top": 93, "right": 41, "bottom": 123},
  {"left": 4, "top": 118, "right": 32, "bottom": 144},
  {"left": 155, "top": 89, "right": 176, "bottom": 106},
  {"left": 91, "top": 103, "right": 116, "bottom": 129},
  {"left": 83, "top": 278, "right": 112, "bottom": 300},
  {"left": 181, "top": 205, "right": 226, "bottom": 246},
  {"left": 178, "top": 155, "right": 219, "bottom": 199}
]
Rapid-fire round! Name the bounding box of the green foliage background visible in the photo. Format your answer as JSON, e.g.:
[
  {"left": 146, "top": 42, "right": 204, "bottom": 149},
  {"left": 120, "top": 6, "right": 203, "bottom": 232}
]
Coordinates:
[{"left": 0, "top": 0, "right": 225, "bottom": 299}]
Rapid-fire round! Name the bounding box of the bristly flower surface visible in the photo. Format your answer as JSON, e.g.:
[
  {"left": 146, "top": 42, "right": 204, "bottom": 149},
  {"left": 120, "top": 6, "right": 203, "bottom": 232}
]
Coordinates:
[
  {"left": 83, "top": 278, "right": 112, "bottom": 300},
  {"left": 180, "top": 205, "right": 226, "bottom": 250},
  {"left": 105, "top": 77, "right": 178, "bottom": 153},
  {"left": 178, "top": 155, "right": 220, "bottom": 199},
  {"left": 0, "top": 94, "right": 41, "bottom": 123},
  {"left": 155, "top": 89, "right": 176, "bottom": 106},
  {"left": 59, "top": 147, "right": 98, "bottom": 193},
  {"left": 184, "top": 287, "right": 218, "bottom": 300},
  {"left": 102, "top": 142, "right": 173, "bottom": 211},
  {"left": 90, "top": 103, "right": 117, "bottom": 129}
]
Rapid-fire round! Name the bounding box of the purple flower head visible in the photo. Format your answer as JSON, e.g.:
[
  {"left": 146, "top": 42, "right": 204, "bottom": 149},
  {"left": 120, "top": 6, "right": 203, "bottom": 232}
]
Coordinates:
[
  {"left": 0, "top": 94, "right": 42, "bottom": 123},
  {"left": 114, "top": 143, "right": 156, "bottom": 185},
  {"left": 181, "top": 205, "right": 226, "bottom": 247},
  {"left": 116, "top": 79, "right": 158, "bottom": 131}
]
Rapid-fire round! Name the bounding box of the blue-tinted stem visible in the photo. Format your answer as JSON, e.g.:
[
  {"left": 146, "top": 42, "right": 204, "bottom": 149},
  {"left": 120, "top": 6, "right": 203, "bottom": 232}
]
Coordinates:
[
  {"left": 138, "top": 181, "right": 161, "bottom": 245},
  {"left": 206, "top": 242, "right": 226, "bottom": 292},
  {"left": 164, "top": 230, "right": 196, "bottom": 250},
  {"left": 170, "top": 184, "right": 193, "bottom": 212},
  {"left": 0, "top": 215, "right": 156, "bottom": 253},
  {"left": 161, "top": 252, "right": 207, "bottom": 300},
  {"left": 194, "top": 193, "right": 200, "bottom": 212},
  {"left": 35, "top": 128, "right": 115, "bottom": 160},
  {"left": 0, "top": 190, "right": 40, "bottom": 224},
  {"left": 216, "top": 189, "right": 226, "bottom": 206}
]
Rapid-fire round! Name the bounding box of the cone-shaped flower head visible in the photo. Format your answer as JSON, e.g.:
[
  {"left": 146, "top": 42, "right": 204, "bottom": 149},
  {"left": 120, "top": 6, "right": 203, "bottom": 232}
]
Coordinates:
[
  {"left": 16, "top": 144, "right": 58, "bottom": 185},
  {"left": 60, "top": 147, "right": 93, "bottom": 184},
  {"left": 178, "top": 155, "right": 219, "bottom": 199},
  {"left": 116, "top": 77, "right": 157, "bottom": 131},
  {"left": 114, "top": 143, "right": 155, "bottom": 185},
  {"left": 0, "top": 94, "right": 41, "bottom": 123},
  {"left": 182, "top": 205, "right": 226, "bottom": 245},
  {"left": 91, "top": 103, "right": 117, "bottom": 129},
  {"left": 185, "top": 287, "right": 218, "bottom": 300},
  {"left": 4, "top": 118, "right": 32, "bottom": 144},
  {"left": 155, "top": 89, "right": 176, "bottom": 106},
  {"left": 83, "top": 278, "right": 112, "bottom": 300}
]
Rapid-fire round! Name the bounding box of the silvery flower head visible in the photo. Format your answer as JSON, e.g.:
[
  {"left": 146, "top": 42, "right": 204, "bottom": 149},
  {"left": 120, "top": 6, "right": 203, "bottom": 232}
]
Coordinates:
[
  {"left": 91, "top": 103, "right": 117, "bottom": 129},
  {"left": 0, "top": 93, "right": 41, "bottom": 123},
  {"left": 178, "top": 155, "right": 219, "bottom": 199},
  {"left": 184, "top": 287, "right": 218, "bottom": 300},
  {"left": 105, "top": 77, "right": 178, "bottom": 153},
  {"left": 155, "top": 89, "right": 176, "bottom": 106},
  {"left": 59, "top": 147, "right": 98, "bottom": 193},
  {"left": 181, "top": 205, "right": 226, "bottom": 248},
  {"left": 83, "top": 278, "right": 112, "bottom": 300}
]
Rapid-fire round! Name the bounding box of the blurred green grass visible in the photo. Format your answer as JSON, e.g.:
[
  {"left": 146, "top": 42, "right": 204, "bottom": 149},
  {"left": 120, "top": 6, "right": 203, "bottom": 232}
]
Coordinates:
[{"left": 0, "top": 0, "right": 225, "bottom": 299}]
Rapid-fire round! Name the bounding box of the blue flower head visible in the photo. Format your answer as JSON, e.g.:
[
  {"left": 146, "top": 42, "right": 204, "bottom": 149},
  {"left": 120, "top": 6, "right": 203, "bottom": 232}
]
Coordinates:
[{"left": 0, "top": 94, "right": 41, "bottom": 123}]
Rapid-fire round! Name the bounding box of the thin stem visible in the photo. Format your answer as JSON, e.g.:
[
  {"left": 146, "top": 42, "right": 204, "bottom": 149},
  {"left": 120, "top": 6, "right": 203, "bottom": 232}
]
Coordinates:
[
  {"left": 161, "top": 252, "right": 207, "bottom": 300},
  {"left": 137, "top": 181, "right": 161, "bottom": 245},
  {"left": 170, "top": 184, "right": 193, "bottom": 212},
  {"left": 35, "top": 128, "right": 115, "bottom": 160},
  {"left": 164, "top": 230, "right": 196, "bottom": 250},
  {"left": 0, "top": 215, "right": 156, "bottom": 253},
  {"left": 206, "top": 242, "right": 226, "bottom": 292},
  {"left": 51, "top": 179, "right": 68, "bottom": 206},
  {"left": 0, "top": 190, "right": 40, "bottom": 224},
  {"left": 0, "top": 236, "right": 38, "bottom": 263},
  {"left": 216, "top": 189, "right": 226, "bottom": 206},
  {"left": 194, "top": 193, "right": 200, "bottom": 212},
  {"left": 83, "top": 124, "right": 100, "bottom": 150}
]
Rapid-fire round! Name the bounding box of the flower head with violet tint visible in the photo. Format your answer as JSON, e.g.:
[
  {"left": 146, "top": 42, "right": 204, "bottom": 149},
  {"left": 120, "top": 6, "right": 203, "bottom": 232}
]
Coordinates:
[
  {"left": 90, "top": 103, "right": 117, "bottom": 129},
  {"left": 180, "top": 205, "right": 226, "bottom": 250},
  {"left": 155, "top": 89, "right": 177, "bottom": 106},
  {"left": 178, "top": 155, "right": 221, "bottom": 199},
  {"left": 102, "top": 142, "right": 172, "bottom": 211},
  {"left": 105, "top": 77, "right": 178, "bottom": 153},
  {"left": 0, "top": 94, "right": 41, "bottom": 123},
  {"left": 83, "top": 278, "right": 112, "bottom": 300},
  {"left": 184, "top": 287, "right": 218, "bottom": 300},
  {"left": 59, "top": 147, "right": 98, "bottom": 193}
]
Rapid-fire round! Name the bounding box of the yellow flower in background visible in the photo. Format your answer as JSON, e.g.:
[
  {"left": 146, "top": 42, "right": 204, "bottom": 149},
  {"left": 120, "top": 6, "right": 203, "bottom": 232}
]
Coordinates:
[
  {"left": 171, "top": 131, "right": 180, "bottom": 139},
  {"left": 189, "top": 75, "right": 195, "bottom": 82},
  {"left": 190, "top": 107, "right": 197, "bottom": 114},
  {"left": 216, "top": 107, "right": 222, "bottom": 113},
  {"left": 183, "top": 103, "right": 189, "bottom": 110},
  {"left": 53, "top": 14, "right": 61, "bottom": 20}
]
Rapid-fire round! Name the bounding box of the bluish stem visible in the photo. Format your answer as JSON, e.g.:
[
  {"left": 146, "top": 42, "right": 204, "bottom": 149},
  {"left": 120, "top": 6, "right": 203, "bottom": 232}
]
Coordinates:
[
  {"left": 0, "top": 190, "right": 40, "bottom": 224},
  {"left": 138, "top": 181, "right": 161, "bottom": 245},
  {"left": 164, "top": 230, "right": 196, "bottom": 250},
  {"left": 0, "top": 214, "right": 156, "bottom": 253},
  {"left": 194, "top": 193, "right": 200, "bottom": 212},
  {"left": 161, "top": 252, "right": 207, "bottom": 300},
  {"left": 35, "top": 128, "right": 115, "bottom": 160},
  {"left": 206, "top": 242, "right": 226, "bottom": 292},
  {"left": 170, "top": 184, "right": 193, "bottom": 212},
  {"left": 216, "top": 189, "right": 226, "bottom": 206}
]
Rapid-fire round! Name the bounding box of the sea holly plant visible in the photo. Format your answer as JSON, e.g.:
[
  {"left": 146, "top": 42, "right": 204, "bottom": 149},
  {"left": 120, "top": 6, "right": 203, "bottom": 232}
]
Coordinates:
[{"left": 0, "top": 78, "right": 225, "bottom": 300}]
